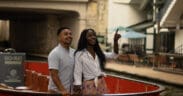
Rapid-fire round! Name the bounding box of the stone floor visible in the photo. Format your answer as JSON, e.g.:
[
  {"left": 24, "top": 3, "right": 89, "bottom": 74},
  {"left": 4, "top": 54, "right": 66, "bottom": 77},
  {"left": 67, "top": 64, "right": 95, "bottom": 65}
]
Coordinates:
[{"left": 106, "top": 61, "right": 183, "bottom": 85}]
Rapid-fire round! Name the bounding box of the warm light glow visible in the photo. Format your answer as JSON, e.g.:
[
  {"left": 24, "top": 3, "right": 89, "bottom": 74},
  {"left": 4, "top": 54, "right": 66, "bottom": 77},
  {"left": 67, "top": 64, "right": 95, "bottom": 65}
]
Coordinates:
[
  {"left": 160, "top": 28, "right": 169, "bottom": 32},
  {"left": 113, "top": 0, "right": 131, "bottom": 4}
]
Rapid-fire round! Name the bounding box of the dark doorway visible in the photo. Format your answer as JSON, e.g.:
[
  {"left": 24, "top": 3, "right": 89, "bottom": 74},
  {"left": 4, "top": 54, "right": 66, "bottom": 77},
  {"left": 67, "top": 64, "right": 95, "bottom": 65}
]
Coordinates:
[{"left": 159, "top": 32, "right": 175, "bottom": 53}]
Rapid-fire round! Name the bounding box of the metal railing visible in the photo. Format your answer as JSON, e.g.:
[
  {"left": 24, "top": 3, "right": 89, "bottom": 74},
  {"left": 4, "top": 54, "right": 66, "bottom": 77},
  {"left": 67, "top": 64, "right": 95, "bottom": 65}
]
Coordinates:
[{"left": 175, "top": 44, "right": 183, "bottom": 56}]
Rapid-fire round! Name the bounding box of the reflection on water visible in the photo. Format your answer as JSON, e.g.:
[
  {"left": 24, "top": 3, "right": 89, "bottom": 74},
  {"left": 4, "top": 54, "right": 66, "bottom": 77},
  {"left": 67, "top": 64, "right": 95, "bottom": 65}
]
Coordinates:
[{"left": 161, "top": 86, "right": 183, "bottom": 96}]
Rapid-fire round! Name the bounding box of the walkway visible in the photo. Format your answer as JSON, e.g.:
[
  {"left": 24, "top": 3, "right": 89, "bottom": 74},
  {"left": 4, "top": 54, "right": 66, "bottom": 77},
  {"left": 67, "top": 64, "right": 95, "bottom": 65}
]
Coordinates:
[{"left": 105, "top": 61, "right": 183, "bottom": 86}]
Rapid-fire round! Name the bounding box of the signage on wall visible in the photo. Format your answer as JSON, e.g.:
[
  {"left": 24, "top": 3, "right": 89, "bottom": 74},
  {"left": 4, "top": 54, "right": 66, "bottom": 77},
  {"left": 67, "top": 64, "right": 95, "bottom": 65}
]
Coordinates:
[{"left": 0, "top": 53, "right": 25, "bottom": 87}]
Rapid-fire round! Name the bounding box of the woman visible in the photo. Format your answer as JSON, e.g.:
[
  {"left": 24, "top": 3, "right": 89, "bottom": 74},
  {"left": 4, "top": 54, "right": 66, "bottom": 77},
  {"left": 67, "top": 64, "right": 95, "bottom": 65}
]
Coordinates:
[{"left": 73, "top": 28, "right": 121, "bottom": 95}]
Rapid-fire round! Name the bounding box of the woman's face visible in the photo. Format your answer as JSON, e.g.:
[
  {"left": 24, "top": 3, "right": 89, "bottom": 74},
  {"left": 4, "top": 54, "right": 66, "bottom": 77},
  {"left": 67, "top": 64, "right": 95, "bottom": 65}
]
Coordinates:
[{"left": 86, "top": 30, "right": 97, "bottom": 46}]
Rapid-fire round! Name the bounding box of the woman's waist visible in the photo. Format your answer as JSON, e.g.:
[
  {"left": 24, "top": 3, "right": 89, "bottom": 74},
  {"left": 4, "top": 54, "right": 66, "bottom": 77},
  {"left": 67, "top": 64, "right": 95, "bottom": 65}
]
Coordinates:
[{"left": 84, "top": 75, "right": 104, "bottom": 81}]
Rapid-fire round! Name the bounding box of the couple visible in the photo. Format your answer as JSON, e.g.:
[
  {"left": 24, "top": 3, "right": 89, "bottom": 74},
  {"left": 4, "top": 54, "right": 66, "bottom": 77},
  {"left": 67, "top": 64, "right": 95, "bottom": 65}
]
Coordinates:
[{"left": 48, "top": 27, "right": 121, "bottom": 96}]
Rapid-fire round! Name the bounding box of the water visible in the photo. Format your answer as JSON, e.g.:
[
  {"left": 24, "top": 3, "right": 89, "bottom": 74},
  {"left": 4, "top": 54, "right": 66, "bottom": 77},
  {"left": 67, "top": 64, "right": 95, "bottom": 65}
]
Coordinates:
[{"left": 160, "top": 85, "right": 183, "bottom": 96}]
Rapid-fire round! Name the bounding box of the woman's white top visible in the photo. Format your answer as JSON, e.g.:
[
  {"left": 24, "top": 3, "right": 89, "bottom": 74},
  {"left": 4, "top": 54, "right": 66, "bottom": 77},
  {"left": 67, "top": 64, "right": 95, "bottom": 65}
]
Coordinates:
[{"left": 73, "top": 49, "right": 118, "bottom": 86}]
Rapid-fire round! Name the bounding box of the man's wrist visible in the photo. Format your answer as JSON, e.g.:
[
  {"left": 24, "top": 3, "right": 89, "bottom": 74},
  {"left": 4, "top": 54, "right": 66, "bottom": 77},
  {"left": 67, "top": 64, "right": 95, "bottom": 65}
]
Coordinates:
[{"left": 59, "top": 87, "right": 66, "bottom": 92}]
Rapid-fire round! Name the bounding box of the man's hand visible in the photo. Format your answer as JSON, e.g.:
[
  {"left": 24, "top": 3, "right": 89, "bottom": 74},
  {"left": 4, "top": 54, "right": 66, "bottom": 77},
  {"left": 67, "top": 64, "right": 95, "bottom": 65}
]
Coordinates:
[
  {"left": 60, "top": 89, "right": 70, "bottom": 96},
  {"left": 50, "top": 69, "right": 70, "bottom": 96},
  {"left": 114, "top": 28, "right": 121, "bottom": 42}
]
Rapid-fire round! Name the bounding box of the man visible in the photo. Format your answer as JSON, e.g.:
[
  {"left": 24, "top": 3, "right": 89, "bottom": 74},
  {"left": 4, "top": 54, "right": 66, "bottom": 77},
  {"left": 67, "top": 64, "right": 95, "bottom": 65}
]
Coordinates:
[{"left": 48, "top": 27, "right": 74, "bottom": 95}]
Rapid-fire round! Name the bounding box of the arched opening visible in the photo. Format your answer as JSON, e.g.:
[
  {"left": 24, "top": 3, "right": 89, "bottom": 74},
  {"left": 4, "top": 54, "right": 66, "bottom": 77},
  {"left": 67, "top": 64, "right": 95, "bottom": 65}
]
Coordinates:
[{"left": 0, "top": 9, "right": 80, "bottom": 58}]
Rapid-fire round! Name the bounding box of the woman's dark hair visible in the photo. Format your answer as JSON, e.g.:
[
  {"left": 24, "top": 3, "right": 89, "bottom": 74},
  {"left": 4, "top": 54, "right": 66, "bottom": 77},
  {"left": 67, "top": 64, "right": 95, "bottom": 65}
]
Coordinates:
[{"left": 75, "top": 29, "right": 106, "bottom": 70}]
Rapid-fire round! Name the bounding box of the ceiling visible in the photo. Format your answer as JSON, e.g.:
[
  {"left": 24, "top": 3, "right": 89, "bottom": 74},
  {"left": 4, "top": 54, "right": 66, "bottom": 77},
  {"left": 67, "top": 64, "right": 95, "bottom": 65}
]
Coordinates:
[
  {"left": 160, "top": 0, "right": 183, "bottom": 28},
  {"left": 0, "top": 8, "right": 79, "bottom": 20},
  {"left": 113, "top": 0, "right": 151, "bottom": 11}
]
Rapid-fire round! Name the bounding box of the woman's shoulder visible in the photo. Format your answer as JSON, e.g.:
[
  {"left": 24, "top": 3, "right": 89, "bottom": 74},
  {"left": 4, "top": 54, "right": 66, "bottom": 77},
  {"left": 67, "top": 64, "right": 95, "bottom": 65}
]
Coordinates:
[{"left": 75, "top": 50, "right": 86, "bottom": 57}]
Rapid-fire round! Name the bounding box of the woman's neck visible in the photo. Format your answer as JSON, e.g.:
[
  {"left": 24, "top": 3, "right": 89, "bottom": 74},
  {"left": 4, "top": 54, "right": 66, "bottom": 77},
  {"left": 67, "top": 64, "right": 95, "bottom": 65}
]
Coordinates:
[{"left": 86, "top": 46, "right": 95, "bottom": 59}]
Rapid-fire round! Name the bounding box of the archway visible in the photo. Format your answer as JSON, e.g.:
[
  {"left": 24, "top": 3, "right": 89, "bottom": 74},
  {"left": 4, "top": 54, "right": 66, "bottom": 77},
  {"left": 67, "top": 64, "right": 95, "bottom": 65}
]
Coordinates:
[{"left": 0, "top": 9, "right": 80, "bottom": 56}]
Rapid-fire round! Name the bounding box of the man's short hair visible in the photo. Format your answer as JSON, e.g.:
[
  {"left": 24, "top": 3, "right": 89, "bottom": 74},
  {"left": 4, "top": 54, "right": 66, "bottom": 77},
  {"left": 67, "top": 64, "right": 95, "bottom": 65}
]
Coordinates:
[{"left": 57, "top": 27, "right": 71, "bottom": 36}]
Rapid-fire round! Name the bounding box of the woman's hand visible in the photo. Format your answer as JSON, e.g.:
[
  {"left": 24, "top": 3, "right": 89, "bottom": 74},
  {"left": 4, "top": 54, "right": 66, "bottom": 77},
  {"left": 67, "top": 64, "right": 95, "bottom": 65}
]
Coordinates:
[
  {"left": 73, "top": 85, "right": 82, "bottom": 95},
  {"left": 113, "top": 28, "right": 121, "bottom": 54},
  {"left": 114, "top": 28, "right": 121, "bottom": 42}
]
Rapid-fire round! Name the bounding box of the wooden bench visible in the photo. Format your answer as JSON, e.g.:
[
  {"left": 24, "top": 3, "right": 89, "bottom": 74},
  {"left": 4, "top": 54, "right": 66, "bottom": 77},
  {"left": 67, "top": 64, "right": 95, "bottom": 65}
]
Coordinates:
[
  {"left": 117, "top": 54, "right": 130, "bottom": 63},
  {"left": 128, "top": 54, "right": 141, "bottom": 65}
]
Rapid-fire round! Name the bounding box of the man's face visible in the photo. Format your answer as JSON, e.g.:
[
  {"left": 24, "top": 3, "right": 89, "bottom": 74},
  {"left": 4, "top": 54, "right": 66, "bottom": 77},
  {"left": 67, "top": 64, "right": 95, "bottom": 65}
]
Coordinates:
[{"left": 58, "top": 29, "right": 73, "bottom": 46}]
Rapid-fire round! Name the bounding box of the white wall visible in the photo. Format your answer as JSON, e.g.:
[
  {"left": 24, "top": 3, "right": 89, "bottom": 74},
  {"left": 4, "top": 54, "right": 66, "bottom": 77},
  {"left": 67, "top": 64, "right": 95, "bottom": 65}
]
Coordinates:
[
  {"left": 108, "top": 0, "right": 146, "bottom": 28},
  {"left": 175, "top": 29, "right": 183, "bottom": 50},
  {"left": 107, "top": 0, "right": 146, "bottom": 50},
  {"left": 146, "top": 27, "right": 154, "bottom": 54}
]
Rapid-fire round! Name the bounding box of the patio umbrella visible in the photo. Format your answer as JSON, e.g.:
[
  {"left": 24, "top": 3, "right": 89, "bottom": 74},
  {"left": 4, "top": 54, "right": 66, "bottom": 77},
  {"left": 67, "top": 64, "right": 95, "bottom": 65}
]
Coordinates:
[
  {"left": 110, "top": 26, "right": 132, "bottom": 32},
  {"left": 122, "top": 31, "right": 146, "bottom": 39},
  {"left": 109, "top": 26, "right": 146, "bottom": 38}
]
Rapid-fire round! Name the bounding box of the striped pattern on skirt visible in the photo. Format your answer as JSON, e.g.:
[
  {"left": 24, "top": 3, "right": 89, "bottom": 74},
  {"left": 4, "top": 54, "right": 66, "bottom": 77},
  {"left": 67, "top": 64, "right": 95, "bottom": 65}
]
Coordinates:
[{"left": 82, "top": 77, "right": 108, "bottom": 95}]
